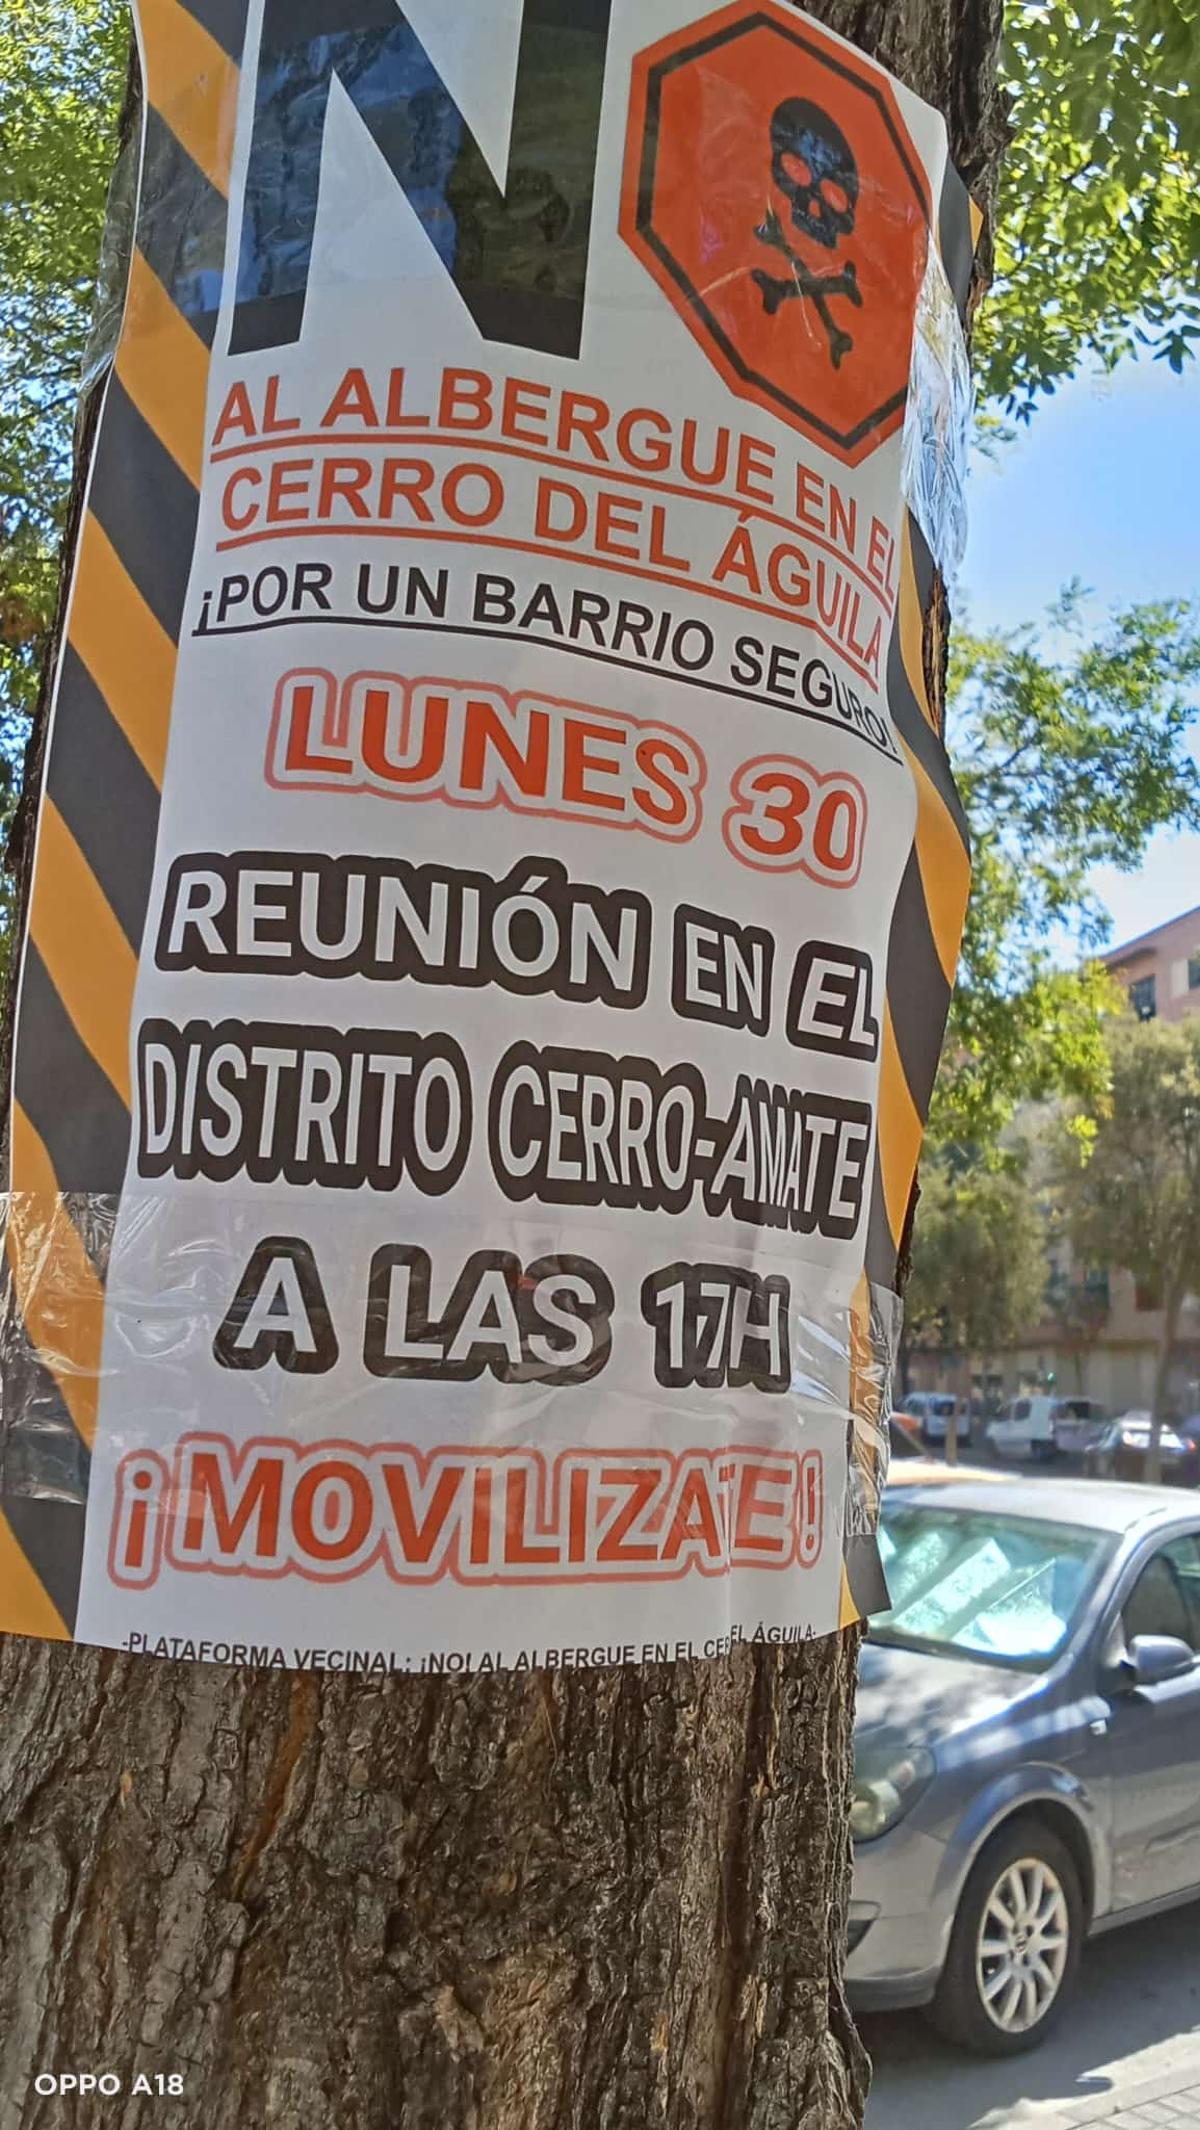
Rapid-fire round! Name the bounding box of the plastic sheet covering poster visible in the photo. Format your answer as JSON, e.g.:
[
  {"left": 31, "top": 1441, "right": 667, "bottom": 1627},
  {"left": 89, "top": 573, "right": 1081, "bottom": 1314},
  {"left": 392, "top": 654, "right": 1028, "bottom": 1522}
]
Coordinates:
[{"left": 0, "top": 0, "right": 979, "bottom": 1674}]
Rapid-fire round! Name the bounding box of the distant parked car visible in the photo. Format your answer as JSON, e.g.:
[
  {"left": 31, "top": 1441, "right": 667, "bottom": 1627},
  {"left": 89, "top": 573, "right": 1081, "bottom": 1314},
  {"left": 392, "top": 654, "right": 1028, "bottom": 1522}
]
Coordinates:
[
  {"left": 1049, "top": 1398, "right": 1111, "bottom": 1457},
  {"left": 848, "top": 1475, "right": 1200, "bottom": 2054},
  {"left": 898, "top": 1392, "right": 970, "bottom": 1449},
  {"left": 1083, "top": 1414, "right": 1200, "bottom": 1488},
  {"left": 987, "top": 1396, "right": 1107, "bottom": 1462}
]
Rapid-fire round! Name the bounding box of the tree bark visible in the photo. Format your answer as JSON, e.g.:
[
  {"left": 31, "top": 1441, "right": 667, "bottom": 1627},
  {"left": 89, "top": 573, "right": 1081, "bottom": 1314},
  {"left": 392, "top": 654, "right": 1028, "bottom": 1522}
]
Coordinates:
[
  {"left": 1147, "top": 1280, "right": 1183, "bottom": 1487},
  {"left": 0, "top": 5, "right": 1005, "bottom": 2126}
]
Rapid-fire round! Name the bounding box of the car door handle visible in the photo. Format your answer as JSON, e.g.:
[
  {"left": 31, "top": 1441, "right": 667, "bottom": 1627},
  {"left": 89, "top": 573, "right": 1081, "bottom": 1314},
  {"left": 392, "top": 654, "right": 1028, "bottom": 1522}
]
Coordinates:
[{"left": 1090, "top": 1717, "right": 1109, "bottom": 1737}]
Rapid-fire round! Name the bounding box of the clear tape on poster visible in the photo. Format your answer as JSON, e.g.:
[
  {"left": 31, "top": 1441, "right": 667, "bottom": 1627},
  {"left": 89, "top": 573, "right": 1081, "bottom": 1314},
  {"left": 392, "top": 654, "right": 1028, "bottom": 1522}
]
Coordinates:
[
  {"left": 0, "top": 1190, "right": 901, "bottom": 1553},
  {"left": 901, "top": 241, "right": 973, "bottom": 581},
  {"left": 80, "top": 132, "right": 139, "bottom": 397},
  {"left": 844, "top": 1279, "right": 903, "bottom": 1543}
]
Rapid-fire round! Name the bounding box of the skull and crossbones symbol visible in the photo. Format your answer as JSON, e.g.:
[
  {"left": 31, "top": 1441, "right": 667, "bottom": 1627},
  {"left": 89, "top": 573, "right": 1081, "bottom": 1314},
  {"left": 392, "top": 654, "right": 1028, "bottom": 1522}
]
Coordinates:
[{"left": 753, "top": 98, "right": 863, "bottom": 369}]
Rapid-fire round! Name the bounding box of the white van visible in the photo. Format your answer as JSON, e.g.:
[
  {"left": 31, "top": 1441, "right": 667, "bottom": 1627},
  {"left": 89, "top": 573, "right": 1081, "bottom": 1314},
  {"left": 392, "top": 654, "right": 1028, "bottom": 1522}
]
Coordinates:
[
  {"left": 986, "top": 1395, "right": 1107, "bottom": 1461},
  {"left": 897, "top": 1392, "right": 969, "bottom": 1447}
]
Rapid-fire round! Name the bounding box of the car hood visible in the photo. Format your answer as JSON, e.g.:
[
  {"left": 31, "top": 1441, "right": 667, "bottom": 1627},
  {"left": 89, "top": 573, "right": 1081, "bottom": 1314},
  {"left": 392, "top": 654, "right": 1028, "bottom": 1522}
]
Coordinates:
[{"left": 857, "top": 1637, "right": 1033, "bottom": 1756}]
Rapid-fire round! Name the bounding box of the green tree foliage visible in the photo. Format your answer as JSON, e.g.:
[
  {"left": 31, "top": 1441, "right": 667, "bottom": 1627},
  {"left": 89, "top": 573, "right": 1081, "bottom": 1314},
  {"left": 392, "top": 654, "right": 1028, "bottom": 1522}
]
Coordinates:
[
  {"left": 1042, "top": 1259, "right": 1112, "bottom": 1389},
  {"left": 904, "top": 1159, "right": 1050, "bottom": 1420},
  {"left": 1060, "top": 1017, "right": 1200, "bottom": 1455},
  {"left": 0, "top": 0, "right": 125, "bottom": 686},
  {"left": 934, "top": 593, "right": 1200, "bottom": 1150},
  {"left": 980, "top": 1, "right": 1200, "bottom": 418},
  {"left": 0, "top": 0, "right": 125, "bottom": 920}
]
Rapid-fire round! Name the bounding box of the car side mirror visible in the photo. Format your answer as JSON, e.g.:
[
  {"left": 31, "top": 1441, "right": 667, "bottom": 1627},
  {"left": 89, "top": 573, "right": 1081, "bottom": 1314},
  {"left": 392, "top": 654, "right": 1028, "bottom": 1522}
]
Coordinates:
[{"left": 1117, "top": 1635, "right": 1198, "bottom": 1690}]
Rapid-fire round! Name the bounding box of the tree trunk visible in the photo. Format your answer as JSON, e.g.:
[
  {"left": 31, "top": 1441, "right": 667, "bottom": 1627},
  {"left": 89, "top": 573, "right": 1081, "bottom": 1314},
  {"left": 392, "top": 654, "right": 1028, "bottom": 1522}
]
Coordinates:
[
  {"left": 1147, "top": 1281, "right": 1183, "bottom": 1487},
  {"left": 946, "top": 1384, "right": 960, "bottom": 1465},
  {"left": 897, "top": 1324, "right": 912, "bottom": 1404},
  {"left": 0, "top": 4, "right": 1004, "bottom": 2125}
]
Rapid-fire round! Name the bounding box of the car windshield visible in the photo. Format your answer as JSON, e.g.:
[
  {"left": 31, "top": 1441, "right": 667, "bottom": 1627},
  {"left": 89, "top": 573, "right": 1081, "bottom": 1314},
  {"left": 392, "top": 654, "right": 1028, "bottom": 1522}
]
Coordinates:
[
  {"left": 1116, "top": 1420, "right": 1184, "bottom": 1448},
  {"left": 873, "top": 1503, "right": 1114, "bottom": 1669}
]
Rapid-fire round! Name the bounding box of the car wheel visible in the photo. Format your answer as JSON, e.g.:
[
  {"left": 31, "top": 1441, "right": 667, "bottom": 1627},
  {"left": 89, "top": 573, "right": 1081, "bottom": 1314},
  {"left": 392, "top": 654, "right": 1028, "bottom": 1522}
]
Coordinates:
[{"left": 927, "top": 1817, "right": 1083, "bottom": 2056}]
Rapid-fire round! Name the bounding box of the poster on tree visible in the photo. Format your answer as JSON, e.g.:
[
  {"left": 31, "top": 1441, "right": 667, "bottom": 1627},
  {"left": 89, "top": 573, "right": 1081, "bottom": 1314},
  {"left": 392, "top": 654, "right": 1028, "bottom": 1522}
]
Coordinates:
[{"left": 0, "top": 0, "right": 977, "bottom": 1674}]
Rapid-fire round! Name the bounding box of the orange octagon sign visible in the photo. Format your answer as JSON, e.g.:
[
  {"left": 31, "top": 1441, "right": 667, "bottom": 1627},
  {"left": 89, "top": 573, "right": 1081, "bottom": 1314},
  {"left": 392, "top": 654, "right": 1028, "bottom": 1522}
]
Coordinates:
[{"left": 621, "top": 0, "right": 932, "bottom": 466}]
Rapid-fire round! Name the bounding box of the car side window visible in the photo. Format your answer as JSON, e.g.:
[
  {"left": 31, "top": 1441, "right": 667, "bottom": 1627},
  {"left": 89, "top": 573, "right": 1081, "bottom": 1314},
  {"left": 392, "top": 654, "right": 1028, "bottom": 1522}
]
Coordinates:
[{"left": 1122, "top": 1536, "right": 1200, "bottom": 1653}]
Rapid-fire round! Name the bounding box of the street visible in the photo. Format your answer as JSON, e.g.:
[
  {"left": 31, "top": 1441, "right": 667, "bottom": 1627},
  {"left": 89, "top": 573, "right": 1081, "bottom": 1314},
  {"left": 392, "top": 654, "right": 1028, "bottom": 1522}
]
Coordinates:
[{"left": 864, "top": 1898, "right": 1200, "bottom": 2128}]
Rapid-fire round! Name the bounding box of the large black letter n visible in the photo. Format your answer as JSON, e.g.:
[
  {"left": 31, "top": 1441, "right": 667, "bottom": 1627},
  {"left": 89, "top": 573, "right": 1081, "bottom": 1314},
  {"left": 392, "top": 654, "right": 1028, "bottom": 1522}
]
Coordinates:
[{"left": 231, "top": 0, "right": 615, "bottom": 359}]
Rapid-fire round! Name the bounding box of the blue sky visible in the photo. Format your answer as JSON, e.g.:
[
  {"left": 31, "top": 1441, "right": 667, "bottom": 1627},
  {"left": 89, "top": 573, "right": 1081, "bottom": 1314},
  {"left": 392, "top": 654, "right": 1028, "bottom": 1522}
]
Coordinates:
[{"left": 960, "top": 356, "right": 1199, "bottom": 952}]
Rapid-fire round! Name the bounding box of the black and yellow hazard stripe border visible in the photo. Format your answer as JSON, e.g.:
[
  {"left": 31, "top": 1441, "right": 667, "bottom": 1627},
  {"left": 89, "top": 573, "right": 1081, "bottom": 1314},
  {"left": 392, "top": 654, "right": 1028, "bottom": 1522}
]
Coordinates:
[
  {"left": 1, "top": 0, "right": 249, "bottom": 1640},
  {"left": 842, "top": 173, "right": 983, "bottom": 1628}
]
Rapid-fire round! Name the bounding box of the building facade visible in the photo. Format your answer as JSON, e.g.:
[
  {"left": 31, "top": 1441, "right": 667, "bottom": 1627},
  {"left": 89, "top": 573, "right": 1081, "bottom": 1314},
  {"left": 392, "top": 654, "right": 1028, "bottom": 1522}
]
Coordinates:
[
  {"left": 904, "top": 1274, "right": 1200, "bottom": 1421},
  {"left": 1103, "top": 903, "right": 1200, "bottom": 1025}
]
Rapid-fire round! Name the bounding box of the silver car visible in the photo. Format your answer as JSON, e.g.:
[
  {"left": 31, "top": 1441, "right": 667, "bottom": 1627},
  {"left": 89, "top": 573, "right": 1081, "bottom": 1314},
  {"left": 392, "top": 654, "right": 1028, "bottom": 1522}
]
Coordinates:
[{"left": 847, "top": 1476, "right": 1200, "bottom": 2055}]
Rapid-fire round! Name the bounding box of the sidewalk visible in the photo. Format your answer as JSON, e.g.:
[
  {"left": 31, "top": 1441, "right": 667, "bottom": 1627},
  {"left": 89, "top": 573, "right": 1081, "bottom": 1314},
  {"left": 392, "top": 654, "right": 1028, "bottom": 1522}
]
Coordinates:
[{"left": 1049, "top": 2065, "right": 1200, "bottom": 2127}]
